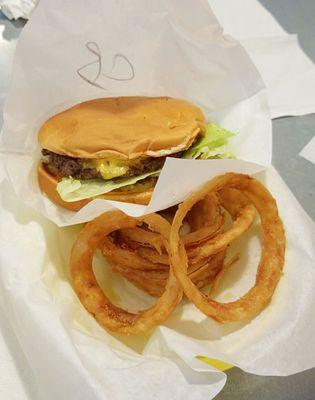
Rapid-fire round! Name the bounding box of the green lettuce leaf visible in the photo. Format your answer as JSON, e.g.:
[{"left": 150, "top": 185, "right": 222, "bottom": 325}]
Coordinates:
[
  {"left": 181, "top": 122, "right": 235, "bottom": 160},
  {"left": 57, "top": 170, "right": 161, "bottom": 202}
]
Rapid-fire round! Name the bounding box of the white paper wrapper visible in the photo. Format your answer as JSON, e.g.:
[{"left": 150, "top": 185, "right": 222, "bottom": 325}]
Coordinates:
[
  {"left": 1, "top": 1, "right": 315, "bottom": 400},
  {"left": 0, "top": 0, "right": 271, "bottom": 227}
]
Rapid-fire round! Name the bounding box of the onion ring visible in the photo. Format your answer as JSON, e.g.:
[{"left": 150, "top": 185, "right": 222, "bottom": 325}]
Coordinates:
[
  {"left": 120, "top": 193, "right": 224, "bottom": 250},
  {"left": 136, "top": 245, "right": 169, "bottom": 265},
  {"left": 111, "top": 264, "right": 167, "bottom": 297},
  {"left": 102, "top": 235, "right": 168, "bottom": 270},
  {"left": 218, "top": 188, "right": 252, "bottom": 218},
  {"left": 183, "top": 193, "right": 225, "bottom": 246},
  {"left": 118, "top": 190, "right": 254, "bottom": 271},
  {"left": 188, "top": 203, "right": 256, "bottom": 263},
  {"left": 70, "top": 211, "right": 182, "bottom": 334},
  {"left": 128, "top": 202, "right": 253, "bottom": 267},
  {"left": 120, "top": 227, "right": 164, "bottom": 253},
  {"left": 170, "top": 173, "right": 285, "bottom": 323},
  {"left": 112, "top": 251, "right": 225, "bottom": 297}
]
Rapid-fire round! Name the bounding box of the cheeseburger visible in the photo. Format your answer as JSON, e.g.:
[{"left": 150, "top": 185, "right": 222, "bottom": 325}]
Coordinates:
[{"left": 38, "top": 97, "right": 232, "bottom": 211}]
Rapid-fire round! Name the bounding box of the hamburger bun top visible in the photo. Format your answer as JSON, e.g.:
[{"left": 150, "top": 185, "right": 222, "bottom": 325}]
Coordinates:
[{"left": 38, "top": 97, "right": 206, "bottom": 160}]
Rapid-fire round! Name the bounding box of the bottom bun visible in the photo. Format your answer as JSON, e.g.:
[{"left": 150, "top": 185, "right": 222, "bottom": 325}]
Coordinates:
[{"left": 38, "top": 164, "right": 153, "bottom": 212}]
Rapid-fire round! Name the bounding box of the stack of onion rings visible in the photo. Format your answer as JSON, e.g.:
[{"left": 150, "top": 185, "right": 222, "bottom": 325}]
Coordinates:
[{"left": 70, "top": 173, "right": 285, "bottom": 334}]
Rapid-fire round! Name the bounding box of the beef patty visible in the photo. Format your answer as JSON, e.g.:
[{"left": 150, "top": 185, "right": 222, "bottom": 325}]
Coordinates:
[{"left": 41, "top": 149, "right": 179, "bottom": 180}]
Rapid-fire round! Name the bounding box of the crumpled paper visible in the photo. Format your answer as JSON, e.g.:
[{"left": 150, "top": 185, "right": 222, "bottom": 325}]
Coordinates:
[
  {"left": 0, "top": 1, "right": 315, "bottom": 400},
  {"left": 239, "top": 35, "right": 315, "bottom": 119},
  {"left": 0, "top": 0, "right": 37, "bottom": 19},
  {"left": 209, "top": 0, "right": 287, "bottom": 39},
  {"left": 209, "top": 0, "right": 315, "bottom": 119}
]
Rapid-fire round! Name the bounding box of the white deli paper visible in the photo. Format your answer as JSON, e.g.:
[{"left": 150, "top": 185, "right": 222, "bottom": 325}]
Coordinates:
[{"left": 0, "top": 1, "right": 315, "bottom": 400}]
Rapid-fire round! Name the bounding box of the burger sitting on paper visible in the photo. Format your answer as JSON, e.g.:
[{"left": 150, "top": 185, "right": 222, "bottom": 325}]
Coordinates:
[{"left": 37, "top": 96, "right": 233, "bottom": 210}]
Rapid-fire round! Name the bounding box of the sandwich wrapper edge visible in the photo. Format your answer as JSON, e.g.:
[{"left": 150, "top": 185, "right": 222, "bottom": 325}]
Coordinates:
[{"left": 0, "top": 1, "right": 314, "bottom": 399}]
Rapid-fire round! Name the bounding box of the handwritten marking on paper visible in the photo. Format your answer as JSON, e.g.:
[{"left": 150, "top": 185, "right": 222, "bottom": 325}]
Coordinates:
[{"left": 76, "top": 41, "right": 135, "bottom": 89}]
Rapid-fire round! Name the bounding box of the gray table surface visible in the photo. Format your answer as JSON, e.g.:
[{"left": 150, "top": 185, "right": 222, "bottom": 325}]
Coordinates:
[{"left": 0, "top": 1, "right": 314, "bottom": 399}]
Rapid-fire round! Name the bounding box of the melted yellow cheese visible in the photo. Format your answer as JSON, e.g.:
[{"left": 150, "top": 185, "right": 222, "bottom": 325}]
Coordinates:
[
  {"left": 95, "top": 159, "right": 129, "bottom": 179},
  {"left": 83, "top": 158, "right": 130, "bottom": 179}
]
